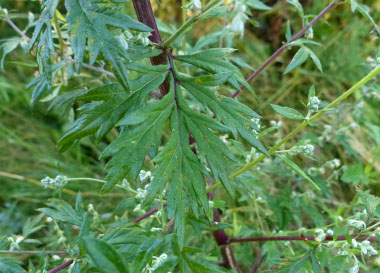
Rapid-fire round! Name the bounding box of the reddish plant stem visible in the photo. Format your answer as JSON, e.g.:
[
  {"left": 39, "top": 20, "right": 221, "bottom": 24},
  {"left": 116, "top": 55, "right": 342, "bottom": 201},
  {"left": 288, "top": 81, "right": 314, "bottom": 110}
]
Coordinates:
[
  {"left": 131, "top": 0, "right": 170, "bottom": 95},
  {"left": 132, "top": 202, "right": 167, "bottom": 223},
  {"left": 213, "top": 209, "right": 241, "bottom": 272},
  {"left": 47, "top": 259, "right": 74, "bottom": 273},
  {"left": 229, "top": 234, "right": 377, "bottom": 243},
  {"left": 231, "top": 1, "right": 338, "bottom": 98},
  {"left": 208, "top": 186, "right": 241, "bottom": 272}
]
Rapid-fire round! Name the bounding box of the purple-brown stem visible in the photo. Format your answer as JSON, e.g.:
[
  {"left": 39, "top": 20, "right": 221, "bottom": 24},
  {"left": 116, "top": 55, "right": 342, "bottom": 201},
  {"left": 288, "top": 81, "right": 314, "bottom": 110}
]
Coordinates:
[
  {"left": 231, "top": 1, "right": 338, "bottom": 98},
  {"left": 208, "top": 184, "right": 241, "bottom": 272},
  {"left": 47, "top": 259, "right": 74, "bottom": 273},
  {"left": 132, "top": 202, "right": 167, "bottom": 223},
  {"left": 131, "top": 0, "right": 170, "bottom": 95},
  {"left": 213, "top": 209, "right": 241, "bottom": 272},
  {"left": 229, "top": 234, "right": 377, "bottom": 243}
]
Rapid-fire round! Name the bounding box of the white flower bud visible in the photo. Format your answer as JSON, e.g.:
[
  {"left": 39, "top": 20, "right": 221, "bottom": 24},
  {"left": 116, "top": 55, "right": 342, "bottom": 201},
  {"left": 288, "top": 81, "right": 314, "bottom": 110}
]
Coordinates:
[
  {"left": 348, "top": 219, "right": 366, "bottom": 229},
  {"left": 307, "top": 96, "right": 320, "bottom": 113}
]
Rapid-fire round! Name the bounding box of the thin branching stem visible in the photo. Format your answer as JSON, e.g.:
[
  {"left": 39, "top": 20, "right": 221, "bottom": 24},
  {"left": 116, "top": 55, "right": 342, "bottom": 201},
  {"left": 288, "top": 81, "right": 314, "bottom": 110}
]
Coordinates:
[
  {"left": 228, "top": 234, "right": 377, "bottom": 243},
  {"left": 47, "top": 259, "right": 74, "bottom": 273},
  {"left": 0, "top": 250, "right": 67, "bottom": 255},
  {"left": 231, "top": 1, "right": 338, "bottom": 98}
]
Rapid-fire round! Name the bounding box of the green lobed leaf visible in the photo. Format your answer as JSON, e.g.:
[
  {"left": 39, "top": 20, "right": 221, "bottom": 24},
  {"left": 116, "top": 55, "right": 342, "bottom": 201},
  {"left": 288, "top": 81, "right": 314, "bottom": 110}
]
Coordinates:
[
  {"left": 271, "top": 104, "right": 305, "bottom": 120},
  {"left": 58, "top": 70, "right": 168, "bottom": 151},
  {"left": 246, "top": 0, "right": 271, "bottom": 10},
  {"left": 65, "top": 0, "right": 152, "bottom": 90},
  {"left": 100, "top": 76, "right": 174, "bottom": 193},
  {"left": 82, "top": 236, "right": 129, "bottom": 273},
  {"left": 175, "top": 48, "right": 253, "bottom": 92},
  {"left": 38, "top": 199, "right": 84, "bottom": 226}
]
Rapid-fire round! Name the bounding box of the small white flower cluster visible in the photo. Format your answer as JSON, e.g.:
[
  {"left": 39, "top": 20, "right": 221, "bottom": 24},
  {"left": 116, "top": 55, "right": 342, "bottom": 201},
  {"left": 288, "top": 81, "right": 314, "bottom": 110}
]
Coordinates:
[
  {"left": 270, "top": 120, "right": 282, "bottom": 128},
  {"left": 251, "top": 117, "right": 261, "bottom": 134},
  {"left": 314, "top": 229, "right": 326, "bottom": 243},
  {"left": 119, "top": 30, "right": 150, "bottom": 47},
  {"left": 347, "top": 219, "right": 366, "bottom": 230},
  {"left": 136, "top": 32, "right": 150, "bottom": 46},
  {"left": 220, "top": 134, "right": 229, "bottom": 144},
  {"left": 366, "top": 56, "right": 380, "bottom": 67},
  {"left": 353, "top": 239, "right": 378, "bottom": 256},
  {"left": 307, "top": 96, "right": 320, "bottom": 113},
  {"left": 307, "top": 166, "right": 325, "bottom": 176},
  {"left": 305, "top": 26, "right": 314, "bottom": 39},
  {"left": 133, "top": 204, "right": 142, "bottom": 212},
  {"left": 7, "top": 235, "right": 24, "bottom": 251},
  {"left": 230, "top": 1, "right": 248, "bottom": 37},
  {"left": 143, "top": 253, "right": 168, "bottom": 273},
  {"left": 139, "top": 170, "right": 153, "bottom": 182},
  {"left": 325, "top": 158, "right": 341, "bottom": 169},
  {"left": 150, "top": 227, "right": 162, "bottom": 232},
  {"left": 0, "top": 6, "right": 8, "bottom": 16},
  {"left": 190, "top": 0, "right": 202, "bottom": 10},
  {"left": 289, "top": 144, "right": 314, "bottom": 156},
  {"left": 41, "top": 175, "right": 68, "bottom": 188},
  {"left": 136, "top": 184, "right": 150, "bottom": 200},
  {"left": 54, "top": 222, "right": 66, "bottom": 244}
]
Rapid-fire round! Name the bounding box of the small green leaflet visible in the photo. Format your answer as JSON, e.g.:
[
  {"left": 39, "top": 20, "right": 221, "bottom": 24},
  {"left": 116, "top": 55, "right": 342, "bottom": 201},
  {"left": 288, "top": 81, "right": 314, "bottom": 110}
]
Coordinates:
[
  {"left": 172, "top": 238, "right": 225, "bottom": 273},
  {"left": 0, "top": 257, "right": 27, "bottom": 273},
  {"left": 82, "top": 237, "right": 129, "bottom": 273},
  {"left": 38, "top": 199, "right": 84, "bottom": 226},
  {"left": 351, "top": 0, "right": 359, "bottom": 12},
  {"left": 263, "top": 251, "right": 311, "bottom": 273},
  {"left": 28, "top": 0, "right": 59, "bottom": 104},
  {"left": 22, "top": 214, "right": 44, "bottom": 239},
  {"left": 278, "top": 155, "right": 321, "bottom": 190},
  {"left": 308, "top": 85, "right": 316, "bottom": 100},
  {"left": 310, "top": 252, "right": 323, "bottom": 273},
  {"left": 341, "top": 164, "right": 369, "bottom": 186},
  {"left": 271, "top": 104, "right": 304, "bottom": 120},
  {"left": 286, "top": 21, "right": 292, "bottom": 42},
  {"left": 285, "top": 46, "right": 322, "bottom": 74},
  {"left": 287, "top": 0, "right": 304, "bottom": 18},
  {"left": 65, "top": 0, "right": 152, "bottom": 90},
  {"left": 245, "top": 0, "right": 271, "bottom": 10},
  {"left": 0, "top": 37, "right": 20, "bottom": 70},
  {"left": 175, "top": 48, "right": 254, "bottom": 92},
  {"left": 357, "top": 188, "right": 380, "bottom": 215},
  {"left": 27, "top": 61, "right": 66, "bottom": 106},
  {"left": 284, "top": 47, "right": 308, "bottom": 74},
  {"left": 356, "top": 4, "right": 380, "bottom": 36}
]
